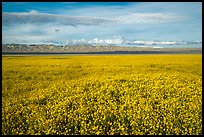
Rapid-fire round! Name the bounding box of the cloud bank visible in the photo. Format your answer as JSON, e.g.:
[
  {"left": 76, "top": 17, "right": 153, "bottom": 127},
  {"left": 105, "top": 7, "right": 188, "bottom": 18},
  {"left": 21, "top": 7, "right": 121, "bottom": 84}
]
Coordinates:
[
  {"left": 3, "top": 11, "right": 180, "bottom": 27},
  {"left": 3, "top": 12, "right": 115, "bottom": 27}
]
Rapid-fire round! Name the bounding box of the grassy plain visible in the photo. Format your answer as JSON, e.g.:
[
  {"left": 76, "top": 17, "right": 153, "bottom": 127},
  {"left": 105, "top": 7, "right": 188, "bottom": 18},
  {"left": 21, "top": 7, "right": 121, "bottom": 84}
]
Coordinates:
[{"left": 2, "top": 54, "right": 202, "bottom": 135}]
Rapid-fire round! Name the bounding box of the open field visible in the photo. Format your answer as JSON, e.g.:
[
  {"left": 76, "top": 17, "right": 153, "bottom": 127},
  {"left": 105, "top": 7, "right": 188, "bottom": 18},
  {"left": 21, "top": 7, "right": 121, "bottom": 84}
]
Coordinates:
[{"left": 2, "top": 54, "right": 202, "bottom": 135}]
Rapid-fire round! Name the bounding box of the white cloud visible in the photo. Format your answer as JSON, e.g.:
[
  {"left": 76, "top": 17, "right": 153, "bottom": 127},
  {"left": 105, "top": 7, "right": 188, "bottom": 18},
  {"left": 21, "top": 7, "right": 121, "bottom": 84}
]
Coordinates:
[
  {"left": 29, "top": 10, "right": 39, "bottom": 13},
  {"left": 2, "top": 12, "right": 115, "bottom": 27},
  {"left": 117, "top": 13, "right": 181, "bottom": 24},
  {"left": 2, "top": 11, "right": 181, "bottom": 27}
]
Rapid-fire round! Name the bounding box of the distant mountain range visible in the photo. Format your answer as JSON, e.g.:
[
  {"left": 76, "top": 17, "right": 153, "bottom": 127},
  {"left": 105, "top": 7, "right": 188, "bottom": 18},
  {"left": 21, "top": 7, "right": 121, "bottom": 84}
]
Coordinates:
[
  {"left": 2, "top": 44, "right": 202, "bottom": 54},
  {"left": 3, "top": 36, "right": 202, "bottom": 46},
  {"left": 64, "top": 36, "right": 202, "bottom": 46}
]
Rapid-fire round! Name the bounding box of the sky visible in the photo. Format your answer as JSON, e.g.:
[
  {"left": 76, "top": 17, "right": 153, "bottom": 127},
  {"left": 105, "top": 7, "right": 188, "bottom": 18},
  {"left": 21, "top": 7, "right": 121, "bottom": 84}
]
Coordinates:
[{"left": 2, "top": 2, "right": 202, "bottom": 44}]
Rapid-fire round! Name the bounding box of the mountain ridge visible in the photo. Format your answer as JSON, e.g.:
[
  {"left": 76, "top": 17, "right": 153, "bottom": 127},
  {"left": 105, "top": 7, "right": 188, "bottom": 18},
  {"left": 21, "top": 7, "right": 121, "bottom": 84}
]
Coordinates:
[{"left": 2, "top": 44, "right": 202, "bottom": 54}]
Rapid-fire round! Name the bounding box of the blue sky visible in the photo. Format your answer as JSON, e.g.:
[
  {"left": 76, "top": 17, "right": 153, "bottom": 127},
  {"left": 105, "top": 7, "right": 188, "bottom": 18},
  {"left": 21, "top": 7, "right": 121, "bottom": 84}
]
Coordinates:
[{"left": 2, "top": 2, "right": 202, "bottom": 44}]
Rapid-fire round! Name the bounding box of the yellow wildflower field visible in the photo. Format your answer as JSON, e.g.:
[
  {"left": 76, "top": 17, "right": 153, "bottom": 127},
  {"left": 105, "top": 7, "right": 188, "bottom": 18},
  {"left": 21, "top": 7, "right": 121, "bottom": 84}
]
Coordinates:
[{"left": 2, "top": 54, "right": 202, "bottom": 135}]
